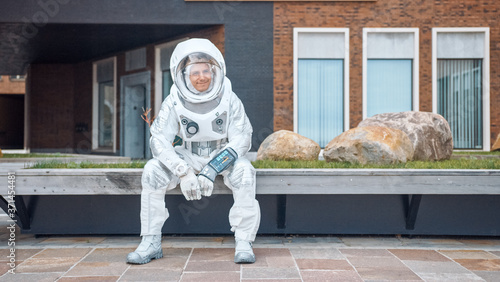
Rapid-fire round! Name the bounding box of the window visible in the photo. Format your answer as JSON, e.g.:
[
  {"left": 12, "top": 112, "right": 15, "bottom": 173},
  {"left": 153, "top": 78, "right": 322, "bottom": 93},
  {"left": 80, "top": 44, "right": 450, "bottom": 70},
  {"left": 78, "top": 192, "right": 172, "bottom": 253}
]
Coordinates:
[
  {"left": 9, "top": 75, "right": 26, "bottom": 81},
  {"left": 433, "top": 28, "right": 490, "bottom": 150},
  {"left": 155, "top": 38, "right": 188, "bottom": 116},
  {"left": 162, "top": 71, "right": 174, "bottom": 101},
  {"left": 367, "top": 60, "right": 412, "bottom": 117},
  {"left": 125, "top": 48, "right": 146, "bottom": 72},
  {"left": 294, "top": 28, "right": 349, "bottom": 147},
  {"left": 92, "top": 57, "right": 116, "bottom": 152},
  {"left": 363, "top": 28, "right": 419, "bottom": 119},
  {"left": 98, "top": 81, "right": 114, "bottom": 148}
]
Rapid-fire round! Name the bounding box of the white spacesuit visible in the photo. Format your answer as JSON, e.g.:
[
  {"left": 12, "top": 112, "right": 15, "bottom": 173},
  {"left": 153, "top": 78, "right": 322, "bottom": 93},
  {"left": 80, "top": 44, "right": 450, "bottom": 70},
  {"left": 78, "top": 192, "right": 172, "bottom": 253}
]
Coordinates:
[{"left": 127, "top": 38, "right": 260, "bottom": 265}]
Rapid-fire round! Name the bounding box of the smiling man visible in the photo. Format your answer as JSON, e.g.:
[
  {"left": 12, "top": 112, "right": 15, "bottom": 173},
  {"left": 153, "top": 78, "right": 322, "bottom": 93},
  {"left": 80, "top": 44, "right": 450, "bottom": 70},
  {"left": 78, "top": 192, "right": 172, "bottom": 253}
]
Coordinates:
[
  {"left": 187, "top": 62, "right": 213, "bottom": 92},
  {"left": 126, "top": 38, "right": 260, "bottom": 265}
]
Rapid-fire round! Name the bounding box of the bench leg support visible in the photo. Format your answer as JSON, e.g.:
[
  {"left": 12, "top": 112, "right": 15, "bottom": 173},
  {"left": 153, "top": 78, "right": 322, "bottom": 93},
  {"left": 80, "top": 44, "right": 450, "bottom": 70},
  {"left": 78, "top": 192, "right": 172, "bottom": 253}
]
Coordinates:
[
  {"left": 277, "top": 195, "right": 287, "bottom": 229},
  {"left": 405, "top": 195, "right": 422, "bottom": 230},
  {"left": 15, "top": 196, "right": 31, "bottom": 230},
  {"left": 0, "top": 196, "right": 30, "bottom": 230}
]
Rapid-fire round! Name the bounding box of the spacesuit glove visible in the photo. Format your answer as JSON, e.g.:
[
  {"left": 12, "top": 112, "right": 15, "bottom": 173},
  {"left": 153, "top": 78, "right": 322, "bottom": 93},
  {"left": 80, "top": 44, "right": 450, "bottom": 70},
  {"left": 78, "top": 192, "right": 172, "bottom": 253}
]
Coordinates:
[
  {"left": 180, "top": 168, "right": 201, "bottom": 201},
  {"left": 198, "top": 175, "right": 214, "bottom": 197}
]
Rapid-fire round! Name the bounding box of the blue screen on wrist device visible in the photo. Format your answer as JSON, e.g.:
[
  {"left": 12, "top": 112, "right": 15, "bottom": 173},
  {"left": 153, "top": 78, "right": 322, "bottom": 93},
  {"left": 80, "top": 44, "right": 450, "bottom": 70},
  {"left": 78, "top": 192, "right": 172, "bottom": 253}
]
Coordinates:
[{"left": 209, "top": 148, "right": 237, "bottom": 173}]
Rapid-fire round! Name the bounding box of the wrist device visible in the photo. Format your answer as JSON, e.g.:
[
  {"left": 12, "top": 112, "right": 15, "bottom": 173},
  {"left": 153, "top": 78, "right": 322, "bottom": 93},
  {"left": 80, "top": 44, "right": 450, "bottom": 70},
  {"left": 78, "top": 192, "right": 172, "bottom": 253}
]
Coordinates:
[{"left": 199, "top": 147, "right": 238, "bottom": 182}]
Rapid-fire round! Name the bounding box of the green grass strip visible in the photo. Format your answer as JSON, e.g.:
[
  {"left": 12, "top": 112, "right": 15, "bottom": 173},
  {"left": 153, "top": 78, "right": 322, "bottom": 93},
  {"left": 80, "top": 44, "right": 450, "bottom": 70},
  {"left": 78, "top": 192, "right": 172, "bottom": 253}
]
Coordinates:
[
  {"left": 2, "top": 153, "right": 69, "bottom": 158},
  {"left": 27, "top": 158, "right": 500, "bottom": 169},
  {"left": 251, "top": 159, "right": 500, "bottom": 169},
  {"left": 452, "top": 151, "right": 500, "bottom": 155},
  {"left": 29, "top": 160, "right": 147, "bottom": 169}
]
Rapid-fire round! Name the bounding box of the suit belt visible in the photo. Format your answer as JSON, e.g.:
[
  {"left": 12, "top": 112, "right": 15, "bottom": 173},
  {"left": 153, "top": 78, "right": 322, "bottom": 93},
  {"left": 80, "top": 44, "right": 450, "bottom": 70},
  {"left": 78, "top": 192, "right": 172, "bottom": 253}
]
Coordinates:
[{"left": 184, "top": 138, "right": 228, "bottom": 157}]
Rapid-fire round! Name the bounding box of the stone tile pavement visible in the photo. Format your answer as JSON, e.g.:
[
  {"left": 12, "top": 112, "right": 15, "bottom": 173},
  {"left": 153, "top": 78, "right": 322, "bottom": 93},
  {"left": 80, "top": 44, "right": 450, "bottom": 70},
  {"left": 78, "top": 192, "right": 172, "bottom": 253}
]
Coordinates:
[{"left": 1, "top": 219, "right": 500, "bottom": 282}]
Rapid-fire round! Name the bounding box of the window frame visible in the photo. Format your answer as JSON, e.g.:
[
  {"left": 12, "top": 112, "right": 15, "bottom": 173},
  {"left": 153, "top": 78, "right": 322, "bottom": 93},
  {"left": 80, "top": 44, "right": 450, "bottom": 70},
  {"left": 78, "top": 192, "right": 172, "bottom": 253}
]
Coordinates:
[
  {"left": 362, "top": 28, "right": 419, "bottom": 120},
  {"left": 432, "top": 27, "right": 490, "bottom": 151},
  {"left": 92, "top": 57, "right": 117, "bottom": 153},
  {"left": 154, "top": 38, "right": 189, "bottom": 116},
  {"left": 293, "top": 27, "right": 350, "bottom": 134}
]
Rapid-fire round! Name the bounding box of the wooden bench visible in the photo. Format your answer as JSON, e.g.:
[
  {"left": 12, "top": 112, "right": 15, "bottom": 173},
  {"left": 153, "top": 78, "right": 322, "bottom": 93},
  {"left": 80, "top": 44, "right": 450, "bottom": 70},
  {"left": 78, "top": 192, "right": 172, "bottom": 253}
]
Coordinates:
[{"left": 3, "top": 168, "right": 500, "bottom": 234}]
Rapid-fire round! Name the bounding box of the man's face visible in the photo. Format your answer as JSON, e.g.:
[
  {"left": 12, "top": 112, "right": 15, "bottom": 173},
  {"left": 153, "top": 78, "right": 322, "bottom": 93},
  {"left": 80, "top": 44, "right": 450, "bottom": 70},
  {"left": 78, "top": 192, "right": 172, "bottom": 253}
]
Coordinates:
[{"left": 189, "top": 63, "right": 212, "bottom": 92}]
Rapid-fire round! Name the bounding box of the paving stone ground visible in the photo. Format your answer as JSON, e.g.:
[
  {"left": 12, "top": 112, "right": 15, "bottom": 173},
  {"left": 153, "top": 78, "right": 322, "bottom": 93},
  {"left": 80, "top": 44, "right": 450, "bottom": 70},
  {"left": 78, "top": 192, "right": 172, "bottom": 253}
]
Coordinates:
[
  {"left": 1, "top": 220, "right": 500, "bottom": 282},
  {"left": 1, "top": 162, "right": 500, "bottom": 280}
]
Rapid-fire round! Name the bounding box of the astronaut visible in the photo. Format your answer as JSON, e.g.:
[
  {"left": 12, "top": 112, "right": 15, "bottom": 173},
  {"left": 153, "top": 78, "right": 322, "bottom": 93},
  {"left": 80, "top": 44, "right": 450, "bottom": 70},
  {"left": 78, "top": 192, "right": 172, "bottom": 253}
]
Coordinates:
[{"left": 127, "top": 38, "right": 260, "bottom": 265}]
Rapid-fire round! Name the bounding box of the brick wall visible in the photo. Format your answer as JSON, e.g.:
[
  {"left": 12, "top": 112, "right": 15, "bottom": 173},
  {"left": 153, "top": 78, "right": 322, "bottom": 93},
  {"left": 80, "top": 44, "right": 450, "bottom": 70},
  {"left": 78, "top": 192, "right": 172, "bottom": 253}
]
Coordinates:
[
  {"left": 28, "top": 64, "right": 75, "bottom": 151},
  {"left": 73, "top": 61, "right": 93, "bottom": 153},
  {"left": 273, "top": 0, "right": 500, "bottom": 148},
  {"left": 0, "top": 76, "right": 25, "bottom": 94},
  {"left": 183, "top": 25, "right": 225, "bottom": 56}
]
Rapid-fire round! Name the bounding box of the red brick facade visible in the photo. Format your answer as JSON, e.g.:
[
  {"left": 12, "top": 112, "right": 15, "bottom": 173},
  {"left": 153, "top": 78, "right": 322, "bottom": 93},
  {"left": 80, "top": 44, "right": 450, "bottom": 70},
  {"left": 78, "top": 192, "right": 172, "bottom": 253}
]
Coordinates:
[
  {"left": 273, "top": 0, "right": 500, "bottom": 148},
  {"left": 28, "top": 64, "right": 75, "bottom": 150},
  {"left": 0, "top": 76, "right": 25, "bottom": 95}
]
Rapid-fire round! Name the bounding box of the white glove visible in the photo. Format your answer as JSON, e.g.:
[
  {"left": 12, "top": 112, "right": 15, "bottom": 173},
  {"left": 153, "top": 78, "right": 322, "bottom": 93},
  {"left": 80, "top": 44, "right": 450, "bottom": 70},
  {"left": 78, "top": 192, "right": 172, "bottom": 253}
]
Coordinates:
[
  {"left": 198, "top": 175, "right": 214, "bottom": 197},
  {"left": 179, "top": 168, "right": 201, "bottom": 201}
]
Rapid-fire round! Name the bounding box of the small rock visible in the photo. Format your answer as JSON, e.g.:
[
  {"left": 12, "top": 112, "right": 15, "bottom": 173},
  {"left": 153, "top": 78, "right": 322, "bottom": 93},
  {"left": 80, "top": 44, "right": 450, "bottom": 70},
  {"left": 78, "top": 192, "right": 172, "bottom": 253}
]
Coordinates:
[
  {"left": 358, "top": 111, "right": 453, "bottom": 161},
  {"left": 492, "top": 133, "right": 500, "bottom": 151},
  {"left": 257, "top": 130, "right": 321, "bottom": 161},
  {"left": 324, "top": 126, "right": 414, "bottom": 164}
]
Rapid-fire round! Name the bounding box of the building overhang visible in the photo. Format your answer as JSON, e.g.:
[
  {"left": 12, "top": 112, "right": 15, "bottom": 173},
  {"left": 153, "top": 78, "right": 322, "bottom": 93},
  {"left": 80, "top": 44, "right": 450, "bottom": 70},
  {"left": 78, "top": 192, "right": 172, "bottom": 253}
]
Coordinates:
[{"left": 0, "top": 23, "right": 216, "bottom": 74}]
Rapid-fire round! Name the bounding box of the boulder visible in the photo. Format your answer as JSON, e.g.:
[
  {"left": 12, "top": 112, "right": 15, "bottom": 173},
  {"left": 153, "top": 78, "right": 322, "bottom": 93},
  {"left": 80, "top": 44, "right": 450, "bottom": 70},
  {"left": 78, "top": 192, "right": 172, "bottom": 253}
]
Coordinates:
[
  {"left": 492, "top": 133, "right": 500, "bottom": 151},
  {"left": 324, "top": 126, "right": 414, "bottom": 164},
  {"left": 358, "top": 111, "right": 453, "bottom": 161},
  {"left": 257, "top": 130, "right": 321, "bottom": 161}
]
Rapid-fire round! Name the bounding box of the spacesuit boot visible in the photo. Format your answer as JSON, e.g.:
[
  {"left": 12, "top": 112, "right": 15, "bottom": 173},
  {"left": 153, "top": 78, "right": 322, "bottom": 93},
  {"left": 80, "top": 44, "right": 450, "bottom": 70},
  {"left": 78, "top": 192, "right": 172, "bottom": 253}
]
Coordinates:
[
  {"left": 126, "top": 235, "right": 163, "bottom": 264},
  {"left": 234, "top": 239, "right": 256, "bottom": 264}
]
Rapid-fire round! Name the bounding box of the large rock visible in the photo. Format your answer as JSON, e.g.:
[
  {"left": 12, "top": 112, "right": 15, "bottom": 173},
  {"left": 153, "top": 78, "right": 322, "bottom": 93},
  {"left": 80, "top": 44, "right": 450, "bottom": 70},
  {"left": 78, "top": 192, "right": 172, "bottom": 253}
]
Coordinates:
[
  {"left": 492, "top": 133, "right": 500, "bottom": 151},
  {"left": 257, "top": 130, "right": 321, "bottom": 161},
  {"left": 324, "top": 126, "right": 414, "bottom": 164},
  {"left": 358, "top": 111, "right": 453, "bottom": 161}
]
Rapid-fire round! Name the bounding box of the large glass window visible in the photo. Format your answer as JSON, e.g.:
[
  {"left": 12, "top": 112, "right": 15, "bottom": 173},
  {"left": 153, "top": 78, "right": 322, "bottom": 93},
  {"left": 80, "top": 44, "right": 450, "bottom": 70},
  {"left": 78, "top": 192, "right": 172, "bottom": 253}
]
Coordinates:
[
  {"left": 363, "top": 29, "right": 419, "bottom": 119},
  {"left": 367, "top": 59, "right": 413, "bottom": 117},
  {"left": 433, "top": 28, "right": 489, "bottom": 150},
  {"left": 298, "top": 59, "right": 344, "bottom": 147},
  {"left": 155, "top": 38, "right": 188, "bottom": 115},
  {"left": 162, "top": 70, "right": 173, "bottom": 100},
  {"left": 93, "top": 58, "right": 116, "bottom": 151},
  {"left": 437, "top": 59, "right": 482, "bottom": 149},
  {"left": 294, "top": 28, "right": 349, "bottom": 148},
  {"left": 155, "top": 39, "right": 188, "bottom": 147},
  {"left": 98, "top": 81, "right": 114, "bottom": 148}
]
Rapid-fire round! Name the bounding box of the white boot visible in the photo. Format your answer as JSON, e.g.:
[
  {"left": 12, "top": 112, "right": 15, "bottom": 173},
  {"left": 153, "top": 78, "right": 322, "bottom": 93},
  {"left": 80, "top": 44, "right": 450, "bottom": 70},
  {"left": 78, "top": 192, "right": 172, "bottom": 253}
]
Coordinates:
[
  {"left": 234, "top": 239, "right": 255, "bottom": 264},
  {"left": 126, "top": 235, "right": 163, "bottom": 264}
]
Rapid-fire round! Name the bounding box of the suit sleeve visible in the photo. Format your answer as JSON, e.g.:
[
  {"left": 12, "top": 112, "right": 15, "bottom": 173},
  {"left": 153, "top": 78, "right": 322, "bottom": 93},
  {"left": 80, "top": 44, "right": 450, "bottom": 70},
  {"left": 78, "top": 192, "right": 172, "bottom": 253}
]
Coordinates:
[
  {"left": 224, "top": 93, "right": 253, "bottom": 158},
  {"left": 149, "top": 96, "right": 190, "bottom": 176}
]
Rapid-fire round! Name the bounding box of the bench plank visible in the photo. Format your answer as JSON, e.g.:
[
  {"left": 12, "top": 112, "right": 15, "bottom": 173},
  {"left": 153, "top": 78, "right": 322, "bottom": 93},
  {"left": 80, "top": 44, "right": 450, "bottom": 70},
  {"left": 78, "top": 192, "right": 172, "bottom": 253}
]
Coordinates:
[{"left": 3, "top": 169, "right": 499, "bottom": 196}]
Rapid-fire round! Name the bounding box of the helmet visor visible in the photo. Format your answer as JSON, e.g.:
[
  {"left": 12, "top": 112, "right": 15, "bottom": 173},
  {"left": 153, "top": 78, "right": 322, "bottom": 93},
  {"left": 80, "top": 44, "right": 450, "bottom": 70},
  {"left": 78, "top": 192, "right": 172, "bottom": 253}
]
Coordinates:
[{"left": 175, "top": 52, "right": 223, "bottom": 102}]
